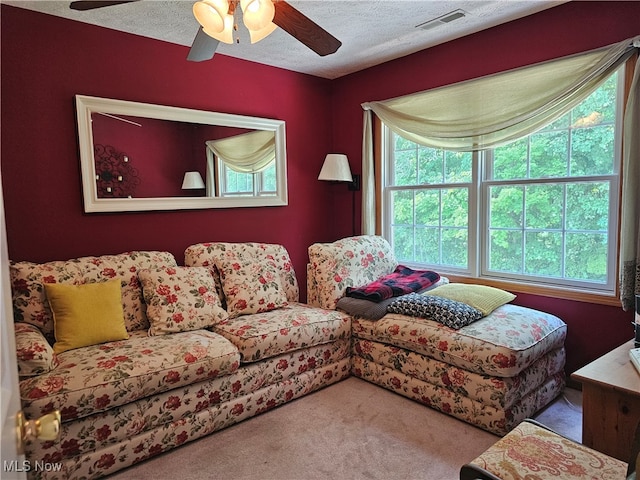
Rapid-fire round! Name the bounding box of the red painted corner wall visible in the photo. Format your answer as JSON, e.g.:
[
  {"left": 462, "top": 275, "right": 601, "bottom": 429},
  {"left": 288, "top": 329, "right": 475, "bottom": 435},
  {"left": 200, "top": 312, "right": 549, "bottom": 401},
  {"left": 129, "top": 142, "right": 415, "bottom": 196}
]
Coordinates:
[
  {"left": 330, "top": 0, "right": 640, "bottom": 375},
  {"left": 0, "top": 5, "right": 339, "bottom": 301}
]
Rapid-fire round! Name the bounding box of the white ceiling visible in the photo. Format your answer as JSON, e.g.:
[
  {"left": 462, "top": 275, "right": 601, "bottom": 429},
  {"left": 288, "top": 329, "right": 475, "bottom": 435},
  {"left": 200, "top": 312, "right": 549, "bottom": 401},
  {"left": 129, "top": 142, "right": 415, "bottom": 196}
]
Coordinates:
[{"left": 3, "top": 0, "right": 567, "bottom": 79}]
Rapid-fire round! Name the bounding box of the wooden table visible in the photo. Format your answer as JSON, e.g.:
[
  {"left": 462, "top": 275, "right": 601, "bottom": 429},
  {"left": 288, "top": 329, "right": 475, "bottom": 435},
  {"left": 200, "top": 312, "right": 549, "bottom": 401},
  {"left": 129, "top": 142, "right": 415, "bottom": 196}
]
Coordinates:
[{"left": 572, "top": 339, "right": 640, "bottom": 462}]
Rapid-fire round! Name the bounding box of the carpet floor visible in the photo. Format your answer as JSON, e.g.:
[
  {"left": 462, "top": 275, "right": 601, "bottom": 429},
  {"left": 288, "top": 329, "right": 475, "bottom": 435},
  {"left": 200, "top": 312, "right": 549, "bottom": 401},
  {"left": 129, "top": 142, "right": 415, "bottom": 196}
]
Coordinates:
[{"left": 107, "top": 377, "right": 583, "bottom": 480}]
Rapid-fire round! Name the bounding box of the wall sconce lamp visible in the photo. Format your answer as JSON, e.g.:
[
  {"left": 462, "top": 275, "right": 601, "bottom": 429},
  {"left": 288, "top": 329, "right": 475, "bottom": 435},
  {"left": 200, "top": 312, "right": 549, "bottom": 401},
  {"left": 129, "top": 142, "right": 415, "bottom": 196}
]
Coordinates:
[
  {"left": 182, "top": 171, "right": 206, "bottom": 190},
  {"left": 318, "top": 154, "right": 361, "bottom": 235}
]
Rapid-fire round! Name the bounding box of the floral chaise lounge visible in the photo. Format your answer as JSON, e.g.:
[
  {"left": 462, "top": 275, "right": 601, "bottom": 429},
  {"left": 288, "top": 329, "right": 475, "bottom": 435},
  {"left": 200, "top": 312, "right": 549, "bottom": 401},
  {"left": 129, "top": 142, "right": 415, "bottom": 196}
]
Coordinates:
[
  {"left": 11, "top": 245, "right": 350, "bottom": 480},
  {"left": 307, "top": 235, "right": 567, "bottom": 435}
]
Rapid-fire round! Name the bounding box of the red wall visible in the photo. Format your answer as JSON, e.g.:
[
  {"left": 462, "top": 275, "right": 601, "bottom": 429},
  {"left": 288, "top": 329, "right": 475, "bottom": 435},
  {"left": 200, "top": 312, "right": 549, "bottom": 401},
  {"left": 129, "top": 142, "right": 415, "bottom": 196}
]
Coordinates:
[
  {"left": 2, "top": 2, "right": 639, "bottom": 375},
  {"left": 330, "top": 0, "right": 640, "bottom": 375},
  {"left": 92, "top": 115, "right": 200, "bottom": 198},
  {"left": 0, "top": 5, "right": 337, "bottom": 302}
]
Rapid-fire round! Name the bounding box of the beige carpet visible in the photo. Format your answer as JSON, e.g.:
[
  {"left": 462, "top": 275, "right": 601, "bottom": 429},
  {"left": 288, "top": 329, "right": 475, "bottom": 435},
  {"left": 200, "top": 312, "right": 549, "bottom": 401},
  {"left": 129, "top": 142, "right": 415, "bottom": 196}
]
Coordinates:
[{"left": 107, "top": 377, "right": 582, "bottom": 480}]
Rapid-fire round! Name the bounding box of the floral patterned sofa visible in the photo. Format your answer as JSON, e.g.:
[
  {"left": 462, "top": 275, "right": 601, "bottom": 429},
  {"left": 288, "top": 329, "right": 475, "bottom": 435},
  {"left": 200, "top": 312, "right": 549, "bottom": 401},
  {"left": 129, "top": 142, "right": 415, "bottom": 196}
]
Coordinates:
[
  {"left": 307, "top": 235, "right": 567, "bottom": 435},
  {"left": 11, "top": 245, "right": 350, "bottom": 480}
]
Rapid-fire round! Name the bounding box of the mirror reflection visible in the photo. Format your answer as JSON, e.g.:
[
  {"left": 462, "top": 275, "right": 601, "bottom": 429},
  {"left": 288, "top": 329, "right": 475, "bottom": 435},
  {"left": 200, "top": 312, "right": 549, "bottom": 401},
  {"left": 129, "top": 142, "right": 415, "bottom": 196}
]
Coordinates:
[{"left": 76, "top": 95, "right": 287, "bottom": 212}]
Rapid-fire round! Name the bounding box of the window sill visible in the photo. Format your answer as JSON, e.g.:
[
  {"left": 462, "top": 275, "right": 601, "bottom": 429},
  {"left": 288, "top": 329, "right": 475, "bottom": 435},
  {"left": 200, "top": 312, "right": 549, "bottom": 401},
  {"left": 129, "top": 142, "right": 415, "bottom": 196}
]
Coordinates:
[{"left": 442, "top": 274, "right": 622, "bottom": 308}]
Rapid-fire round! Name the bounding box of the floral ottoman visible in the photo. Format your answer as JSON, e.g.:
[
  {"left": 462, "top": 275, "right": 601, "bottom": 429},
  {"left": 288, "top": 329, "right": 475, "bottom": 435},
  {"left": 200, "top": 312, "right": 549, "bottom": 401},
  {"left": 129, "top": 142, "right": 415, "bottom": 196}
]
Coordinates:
[{"left": 460, "top": 419, "right": 629, "bottom": 479}]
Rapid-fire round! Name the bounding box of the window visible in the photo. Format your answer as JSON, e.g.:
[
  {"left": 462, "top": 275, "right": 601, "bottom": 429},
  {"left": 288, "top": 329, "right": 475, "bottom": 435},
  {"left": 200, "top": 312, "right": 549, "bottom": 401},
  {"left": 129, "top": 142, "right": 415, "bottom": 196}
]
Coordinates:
[
  {"left": 216, "top": 160, "right": 277, "bottom": 198},
  {"left": 383, "top": 70, "right": 623, "bottom": 295}
]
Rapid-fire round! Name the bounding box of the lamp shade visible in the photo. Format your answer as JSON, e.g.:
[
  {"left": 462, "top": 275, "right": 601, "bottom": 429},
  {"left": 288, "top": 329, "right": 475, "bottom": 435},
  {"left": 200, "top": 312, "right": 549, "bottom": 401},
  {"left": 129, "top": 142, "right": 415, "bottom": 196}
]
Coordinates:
[
  {"left": 249, "top": 22, "right": 278, "bottom": 44},
  {"left": 182, "top": 171, "right": 206, "bottom": 189},
  {"left": 241, "top": 0, "right": 275, "bottom": 31},
  {"left": 318, "top": 154, "right": 353, "bottom": 182}
]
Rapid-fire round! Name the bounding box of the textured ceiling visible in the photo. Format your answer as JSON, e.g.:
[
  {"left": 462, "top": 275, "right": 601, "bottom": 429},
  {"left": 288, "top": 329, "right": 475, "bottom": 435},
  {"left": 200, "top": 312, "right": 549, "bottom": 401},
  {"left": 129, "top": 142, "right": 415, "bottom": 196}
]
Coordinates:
[{"left": 3, "top": 0, "right": 567, "bottom": 79}]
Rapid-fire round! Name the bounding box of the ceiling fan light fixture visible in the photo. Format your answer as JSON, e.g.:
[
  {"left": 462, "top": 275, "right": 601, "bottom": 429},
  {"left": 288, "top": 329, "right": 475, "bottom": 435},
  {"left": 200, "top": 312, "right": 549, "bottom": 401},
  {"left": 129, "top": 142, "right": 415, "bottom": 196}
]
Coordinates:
[
  {"left": 193, "top": 0, "right": 228, "bottom": 33},
  {"left": 203, "top": 16, "right": 234, "bottom": 44},
  {"left": 248, "top": 21, "right": 277, "bottom": 44},
  {"left": 193, "top": 0, "right": 234, "bottom": 43},
  {"left": 241, "top": 0, "right": 275, "bottom": 31}
]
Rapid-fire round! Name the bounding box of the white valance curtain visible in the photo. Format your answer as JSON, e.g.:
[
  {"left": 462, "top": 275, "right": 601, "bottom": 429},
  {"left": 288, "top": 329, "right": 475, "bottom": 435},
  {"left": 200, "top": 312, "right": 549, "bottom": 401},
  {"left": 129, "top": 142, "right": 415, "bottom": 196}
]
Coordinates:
[
  {"left": 206, "top": 129, "right": 276, "bottom": 174},
  {"left": 361, "top": 36, "right": 640, "bottom": 309}
]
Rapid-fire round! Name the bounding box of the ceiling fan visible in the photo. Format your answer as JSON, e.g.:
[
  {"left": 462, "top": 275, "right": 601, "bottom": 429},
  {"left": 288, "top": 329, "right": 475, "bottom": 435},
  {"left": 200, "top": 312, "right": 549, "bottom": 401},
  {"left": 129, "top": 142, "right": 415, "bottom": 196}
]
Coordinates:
[{"left": 69, "top": 0, "right": 342, "bottom": 62}]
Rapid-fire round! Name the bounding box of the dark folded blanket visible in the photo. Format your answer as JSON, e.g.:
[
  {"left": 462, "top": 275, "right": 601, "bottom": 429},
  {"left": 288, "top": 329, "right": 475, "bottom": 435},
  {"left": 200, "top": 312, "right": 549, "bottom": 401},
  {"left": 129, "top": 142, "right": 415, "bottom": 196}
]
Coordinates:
[{"left": 346, "top": 265, "right": 440, "bottom": 302}]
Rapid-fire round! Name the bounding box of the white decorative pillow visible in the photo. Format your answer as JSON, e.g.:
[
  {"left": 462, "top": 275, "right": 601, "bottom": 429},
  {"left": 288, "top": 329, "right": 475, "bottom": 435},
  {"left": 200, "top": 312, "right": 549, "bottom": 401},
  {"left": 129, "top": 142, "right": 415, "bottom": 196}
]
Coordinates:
[
  {"left": 139, "top": 266, "right": 228, "bottom": 335},
  {"left": 217, "top": 260, "right": 288, "bottom": 317}
]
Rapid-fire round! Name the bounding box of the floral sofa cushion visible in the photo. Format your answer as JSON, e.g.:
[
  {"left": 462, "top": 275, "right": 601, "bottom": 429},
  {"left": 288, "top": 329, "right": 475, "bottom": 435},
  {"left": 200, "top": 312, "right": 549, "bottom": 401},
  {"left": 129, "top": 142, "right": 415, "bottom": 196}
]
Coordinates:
[
  {"left": 213, "top": 303, "right": 351, "bottom": 363},
  {"left": 20, "top": 329, "right": 241, "bottom": 422},
  {"left": 10, "top": 251, "right": 179, "bottom": 339},
  {"left": 215, "top": 256, "right": 289, "bottom": 318},
  {"left": 139, "top": 266, "right": 228, "bottom": 335},
  {"left": 79, "top": 252, "right": 179, "bottom": 332},
  {"left": 11, "top": 259, "right": 86, "bottom": 341},
  {"left": 373, "top": 303, "right": 567, "bottom": 377},
  {"left": 307, "top": 235, "right": 398, "bottom": 310},
  {"left": 184, "top": 242, "right": 299, "bottom": 305}
]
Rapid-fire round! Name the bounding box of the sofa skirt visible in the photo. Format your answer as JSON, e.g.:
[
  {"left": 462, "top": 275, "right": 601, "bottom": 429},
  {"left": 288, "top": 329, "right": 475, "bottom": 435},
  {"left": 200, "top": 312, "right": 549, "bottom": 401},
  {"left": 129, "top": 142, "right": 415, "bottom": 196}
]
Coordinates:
[
  {"left": 352, "top": 338, "right": 565, "bottom": 410},
  {"left": 352, "top": 347, "right": 565, "bottom": 436},
  {"left": 25, "top": 341, "right": 351, "bottom": 480}
]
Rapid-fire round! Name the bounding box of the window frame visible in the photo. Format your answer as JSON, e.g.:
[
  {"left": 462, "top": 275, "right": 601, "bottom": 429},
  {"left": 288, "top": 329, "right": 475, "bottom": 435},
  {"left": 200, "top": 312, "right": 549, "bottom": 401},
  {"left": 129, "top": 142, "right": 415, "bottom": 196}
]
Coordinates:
[
  {"left": 215, "top": 158, "right": 278, "bottom": 198},
  {"left": 382, "top": 151, "right": 478, "bottom": 277},
  {"left": 380, "top": 67, "right": 626, "bottom": 305}
]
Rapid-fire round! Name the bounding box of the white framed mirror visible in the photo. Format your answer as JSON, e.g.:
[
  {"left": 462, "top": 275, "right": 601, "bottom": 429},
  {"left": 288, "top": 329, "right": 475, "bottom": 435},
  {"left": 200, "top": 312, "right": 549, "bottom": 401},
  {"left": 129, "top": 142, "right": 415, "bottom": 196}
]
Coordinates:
[{"left": 75, "top": 95, "right": 287, "bottom": 213}]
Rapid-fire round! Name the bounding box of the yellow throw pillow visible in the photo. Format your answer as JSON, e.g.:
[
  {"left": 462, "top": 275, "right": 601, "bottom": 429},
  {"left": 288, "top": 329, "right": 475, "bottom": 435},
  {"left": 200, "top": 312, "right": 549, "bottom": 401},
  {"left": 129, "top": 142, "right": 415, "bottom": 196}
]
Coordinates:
[
  {"left": 45, "top": 280, "right": 129, "bottom": 354},
  {"left": 427, "top": 283, "right": 516, "bottom": 316}
]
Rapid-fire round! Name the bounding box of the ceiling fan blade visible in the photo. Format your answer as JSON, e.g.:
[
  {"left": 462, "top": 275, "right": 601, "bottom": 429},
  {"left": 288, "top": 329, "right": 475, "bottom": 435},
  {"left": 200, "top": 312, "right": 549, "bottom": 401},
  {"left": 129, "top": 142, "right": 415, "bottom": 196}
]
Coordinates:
[
  {"left": 187, "top": 27, "right": 219, "bottom": 62},
  {"left": 273, "top": 1, "right": 341, "bottom": 57},
  {"left": 70, "top": 1, "right": 139, "bottom": 11}
]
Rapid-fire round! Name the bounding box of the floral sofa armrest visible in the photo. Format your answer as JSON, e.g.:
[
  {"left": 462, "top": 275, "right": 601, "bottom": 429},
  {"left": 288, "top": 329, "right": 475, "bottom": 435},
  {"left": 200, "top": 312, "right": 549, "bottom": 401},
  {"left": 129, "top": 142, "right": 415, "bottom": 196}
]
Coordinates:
[
  {"left": 307, "top": 235, "right": 398, "bottom": 310},
  {"left": 14, "top": 323, "right": 59, "bottom": 377}
]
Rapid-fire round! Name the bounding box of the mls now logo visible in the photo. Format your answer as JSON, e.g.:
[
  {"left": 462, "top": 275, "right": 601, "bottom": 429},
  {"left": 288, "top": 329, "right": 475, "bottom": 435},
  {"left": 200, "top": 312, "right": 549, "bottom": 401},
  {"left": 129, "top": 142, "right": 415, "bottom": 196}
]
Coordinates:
[{"left": 3, "top": 460, "right": 63, "bottom": 473}]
